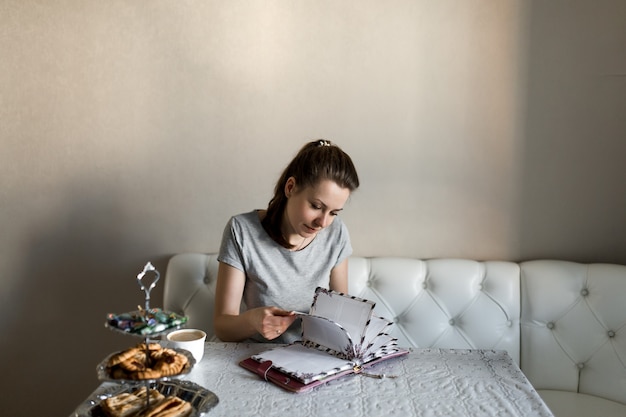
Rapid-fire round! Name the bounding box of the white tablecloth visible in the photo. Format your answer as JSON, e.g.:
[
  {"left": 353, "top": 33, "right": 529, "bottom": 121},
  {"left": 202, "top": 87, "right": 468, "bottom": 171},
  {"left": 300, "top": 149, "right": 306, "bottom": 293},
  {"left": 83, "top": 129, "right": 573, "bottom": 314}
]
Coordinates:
[{"left": 78, "top": 342, "right": 554, "bottom": 417}]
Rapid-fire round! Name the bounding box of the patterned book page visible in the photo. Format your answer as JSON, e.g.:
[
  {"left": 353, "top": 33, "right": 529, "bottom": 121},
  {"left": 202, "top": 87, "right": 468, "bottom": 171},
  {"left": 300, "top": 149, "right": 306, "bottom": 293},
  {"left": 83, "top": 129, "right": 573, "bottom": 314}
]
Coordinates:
[
  {"left": 299, "top": 314, "right": 352, "bottom": 357},
  {"left": 309, "top": 288, "right": 375, "bottom": 348},
  {"left": 361, "top": 316, "right": 395, "bottom": 354},
  {"left": 251, "top": 343, "right": 353, "bottom": 384}
]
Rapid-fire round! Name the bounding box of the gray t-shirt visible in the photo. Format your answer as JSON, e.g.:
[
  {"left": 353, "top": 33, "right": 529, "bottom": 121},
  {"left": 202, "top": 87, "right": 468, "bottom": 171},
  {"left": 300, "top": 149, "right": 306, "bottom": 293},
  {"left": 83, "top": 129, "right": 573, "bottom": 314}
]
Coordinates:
[{"left": 218, "top": 210, "right": 353, "bottom": 343}]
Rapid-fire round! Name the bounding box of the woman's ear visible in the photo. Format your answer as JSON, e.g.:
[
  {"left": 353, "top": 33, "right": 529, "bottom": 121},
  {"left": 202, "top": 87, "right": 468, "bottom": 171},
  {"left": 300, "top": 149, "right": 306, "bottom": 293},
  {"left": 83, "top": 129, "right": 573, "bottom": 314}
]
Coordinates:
[{"left": 284, "top": 177, "right": 296, "bottom": 197}]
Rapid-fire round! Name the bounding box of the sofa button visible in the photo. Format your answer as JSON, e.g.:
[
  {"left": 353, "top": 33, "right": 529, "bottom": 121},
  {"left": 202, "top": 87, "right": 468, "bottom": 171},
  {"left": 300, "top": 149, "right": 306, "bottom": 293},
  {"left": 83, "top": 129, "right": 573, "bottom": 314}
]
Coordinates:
[
  {"left": 449, "top": 319, "right": 456, "bottom": 326},
  {"left": 477, "top": 284, "right": 483, "bottom": 290},
  {"left": 546, "top": 322, "right": 555, "bottom": 330},
  {"left": 422, "top": 282, "right": 428, "bottom": 290},
  {"left": 577, "top": 363, "right": 585, "bottom": 369},
  {"left": 580, "top": 288, "right": 589, "bottom": 296},
  {"left": 608, "top": 330, "right": 616, "bottom": 338},
  {"left": 203, "top": 276, "right": 210, "bottom": 284},
  {"left": 506, "top": 320, "right": 513, "bottom": 327}
]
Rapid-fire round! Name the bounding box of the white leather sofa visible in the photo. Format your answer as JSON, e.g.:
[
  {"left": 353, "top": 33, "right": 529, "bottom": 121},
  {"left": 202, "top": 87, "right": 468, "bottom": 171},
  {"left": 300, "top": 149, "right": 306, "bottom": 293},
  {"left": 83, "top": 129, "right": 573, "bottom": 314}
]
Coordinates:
[{"left": 164, "top": 254, "right": 626, "bottom": 416}]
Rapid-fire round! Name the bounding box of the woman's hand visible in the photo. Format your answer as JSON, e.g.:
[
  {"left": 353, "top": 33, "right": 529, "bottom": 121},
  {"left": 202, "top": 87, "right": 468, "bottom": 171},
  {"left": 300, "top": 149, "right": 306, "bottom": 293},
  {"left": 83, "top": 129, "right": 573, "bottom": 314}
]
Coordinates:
[
  {"left": 214, "top": 262, "right": 297, "bottom": 341},
  {"left": 246, "top": 306, "right": 297, "bottom": 340}
]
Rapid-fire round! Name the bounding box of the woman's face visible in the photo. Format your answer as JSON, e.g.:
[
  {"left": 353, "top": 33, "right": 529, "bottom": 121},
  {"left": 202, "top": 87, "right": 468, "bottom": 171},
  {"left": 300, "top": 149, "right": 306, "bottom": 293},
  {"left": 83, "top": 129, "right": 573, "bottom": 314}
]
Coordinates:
[{"left": 282, "top": 177, "right": 350, "bottom": 241}]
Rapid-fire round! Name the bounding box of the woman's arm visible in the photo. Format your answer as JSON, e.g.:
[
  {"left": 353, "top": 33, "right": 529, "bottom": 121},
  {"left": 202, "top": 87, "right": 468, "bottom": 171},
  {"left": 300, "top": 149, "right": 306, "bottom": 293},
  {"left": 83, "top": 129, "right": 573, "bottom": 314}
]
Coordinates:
[
  {"left": 213, "top": 262, "right": 295, "bottom": 341},
  {"left": 329, "top": 258, "right": 349, "bottom": 293}
]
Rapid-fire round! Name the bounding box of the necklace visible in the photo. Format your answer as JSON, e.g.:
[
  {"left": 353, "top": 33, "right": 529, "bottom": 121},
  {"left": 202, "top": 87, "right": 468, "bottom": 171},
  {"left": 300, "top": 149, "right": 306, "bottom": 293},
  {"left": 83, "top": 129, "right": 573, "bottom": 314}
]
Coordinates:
[
  {"left": 293, "top": 236, "right": 308, "bottom": 251},
  {"left": 289, "top": 234, "right": 316, "bottom": 251}
]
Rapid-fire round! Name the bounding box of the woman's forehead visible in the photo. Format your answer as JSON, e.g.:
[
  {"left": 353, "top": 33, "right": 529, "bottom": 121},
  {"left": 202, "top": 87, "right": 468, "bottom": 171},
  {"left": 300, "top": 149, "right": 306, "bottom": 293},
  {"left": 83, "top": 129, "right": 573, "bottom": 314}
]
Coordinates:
[{"left": 304, "top": 179, "right": 350, "bottom": 207}]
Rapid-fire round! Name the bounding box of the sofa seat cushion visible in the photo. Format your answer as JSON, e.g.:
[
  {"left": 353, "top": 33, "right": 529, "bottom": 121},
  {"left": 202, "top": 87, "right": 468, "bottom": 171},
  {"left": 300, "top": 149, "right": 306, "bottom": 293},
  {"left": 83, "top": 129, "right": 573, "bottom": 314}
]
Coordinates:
[{"left": 538, "top": 390, "right": 626, "bottom": 417}]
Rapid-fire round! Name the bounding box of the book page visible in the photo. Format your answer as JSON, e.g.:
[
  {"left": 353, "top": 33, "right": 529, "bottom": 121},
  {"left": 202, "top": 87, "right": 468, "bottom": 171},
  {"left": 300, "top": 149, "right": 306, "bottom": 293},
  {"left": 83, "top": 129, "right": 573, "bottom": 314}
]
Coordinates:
[
  {"left": 252, "top": 343, "right": 353, "bottom": 384},
  {"left": 363, "top": 333, "right": 396, "bottom": 359},
  {"left": 362, "top": 316, "right": 392, "bottom": 349},
  {"left": 300, "top": 314, "right": 352, "bottom": 356},
  {"left": 309, "top": 289, "right": 375, "bottom": 347}
]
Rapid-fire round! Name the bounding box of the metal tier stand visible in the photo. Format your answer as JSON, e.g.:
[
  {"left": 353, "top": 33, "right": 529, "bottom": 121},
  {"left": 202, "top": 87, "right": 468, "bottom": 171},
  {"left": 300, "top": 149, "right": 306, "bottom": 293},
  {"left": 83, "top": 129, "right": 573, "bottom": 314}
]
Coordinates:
[
  {"left": 137, "top": 261, "right": 159, "bottom": 312},
  {"left": 136, "top": 261, "right": 160, "bottom": 411},
  {"left": 90, "top": 262, "right": 217, "bottom": 417}
]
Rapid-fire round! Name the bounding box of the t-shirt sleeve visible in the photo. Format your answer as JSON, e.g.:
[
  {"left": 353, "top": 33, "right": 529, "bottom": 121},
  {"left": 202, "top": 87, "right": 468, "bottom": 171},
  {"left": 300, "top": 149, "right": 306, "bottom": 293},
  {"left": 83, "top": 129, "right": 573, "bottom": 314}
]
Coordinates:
[
  {"left": 217, "top": 216, "right": 245, "bottom": 272},
  {"left": 334, "top": 220, "right": 353, "bottom": 267}
]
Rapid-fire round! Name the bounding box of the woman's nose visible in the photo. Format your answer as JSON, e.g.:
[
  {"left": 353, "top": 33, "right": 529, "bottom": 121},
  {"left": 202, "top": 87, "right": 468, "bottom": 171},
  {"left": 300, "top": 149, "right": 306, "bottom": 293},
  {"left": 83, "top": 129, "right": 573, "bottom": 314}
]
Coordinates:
[{"left": 315, "top": 213, "right": 330, "bottom": 228}]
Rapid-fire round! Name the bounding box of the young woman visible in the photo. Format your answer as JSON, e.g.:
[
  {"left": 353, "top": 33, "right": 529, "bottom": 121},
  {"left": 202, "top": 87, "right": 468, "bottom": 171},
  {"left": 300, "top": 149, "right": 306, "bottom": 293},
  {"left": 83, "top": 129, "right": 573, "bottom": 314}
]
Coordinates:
[{"left": 214, "top": 140, "right": 360, "bottom": 343}]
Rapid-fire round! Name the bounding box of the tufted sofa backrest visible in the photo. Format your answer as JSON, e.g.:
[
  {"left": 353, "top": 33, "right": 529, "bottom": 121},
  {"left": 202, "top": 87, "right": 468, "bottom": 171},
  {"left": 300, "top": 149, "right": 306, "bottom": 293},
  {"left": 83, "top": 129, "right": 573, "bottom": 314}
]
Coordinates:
[
  {"left": 520, "top": 260, "right": 626, "bottom": 404},
  {"left": 164, "top": 253, "right": 221, "bottom": 340},
  {"left": 347, "top": 257, "right": 521, "bottom": 362}
]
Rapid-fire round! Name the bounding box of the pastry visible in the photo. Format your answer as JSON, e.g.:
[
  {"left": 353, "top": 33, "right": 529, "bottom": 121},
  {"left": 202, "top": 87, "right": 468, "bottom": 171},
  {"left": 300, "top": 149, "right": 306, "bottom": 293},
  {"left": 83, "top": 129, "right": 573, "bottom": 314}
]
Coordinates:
[
  {"left": 101, "top": 387, "right": 165, "bottom": 417},
  {"left": 137, "top": 396, "right": 192, "bottom": 417},
  {"left": 108, "top": 344, "right": 159, "bottom": 367},
  {"left": 106, "top": 343, "right": 189, "bottom": 380}
]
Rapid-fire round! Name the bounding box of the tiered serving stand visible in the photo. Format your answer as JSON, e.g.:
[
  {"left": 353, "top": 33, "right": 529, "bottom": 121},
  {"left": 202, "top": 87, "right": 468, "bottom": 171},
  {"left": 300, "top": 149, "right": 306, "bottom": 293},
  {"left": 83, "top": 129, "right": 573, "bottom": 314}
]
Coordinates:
[{"left": 74, "top": 262, "right": 218, "bottom": 417}]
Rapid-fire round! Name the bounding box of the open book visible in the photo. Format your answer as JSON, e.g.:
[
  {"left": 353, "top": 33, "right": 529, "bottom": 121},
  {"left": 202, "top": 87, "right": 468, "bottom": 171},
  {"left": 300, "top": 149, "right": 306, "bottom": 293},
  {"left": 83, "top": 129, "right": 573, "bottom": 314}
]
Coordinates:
[{"left": 239, "top": 288, "right": 408, "bottom": 392}]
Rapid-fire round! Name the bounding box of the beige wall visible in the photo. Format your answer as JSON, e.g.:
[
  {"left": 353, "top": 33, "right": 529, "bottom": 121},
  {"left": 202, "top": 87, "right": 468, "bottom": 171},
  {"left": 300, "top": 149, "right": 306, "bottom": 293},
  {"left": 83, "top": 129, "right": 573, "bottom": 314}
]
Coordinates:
[{"left": 1, "top": 1, "right": 624, "bottom": 415}]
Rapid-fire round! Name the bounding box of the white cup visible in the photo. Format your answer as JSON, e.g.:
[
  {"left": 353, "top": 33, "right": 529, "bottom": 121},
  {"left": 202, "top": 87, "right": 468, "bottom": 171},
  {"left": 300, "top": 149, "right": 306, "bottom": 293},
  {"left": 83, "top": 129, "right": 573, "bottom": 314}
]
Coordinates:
[{"left": 166, "top": 329, "right": 206, "bottom": 362}]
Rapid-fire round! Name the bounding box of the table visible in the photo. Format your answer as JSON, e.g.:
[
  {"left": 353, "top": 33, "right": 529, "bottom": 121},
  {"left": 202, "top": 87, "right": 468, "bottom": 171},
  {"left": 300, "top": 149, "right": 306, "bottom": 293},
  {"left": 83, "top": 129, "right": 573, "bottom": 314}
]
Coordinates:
[{"left": 76, "top": 343, "right": 554, "bottom": 417}]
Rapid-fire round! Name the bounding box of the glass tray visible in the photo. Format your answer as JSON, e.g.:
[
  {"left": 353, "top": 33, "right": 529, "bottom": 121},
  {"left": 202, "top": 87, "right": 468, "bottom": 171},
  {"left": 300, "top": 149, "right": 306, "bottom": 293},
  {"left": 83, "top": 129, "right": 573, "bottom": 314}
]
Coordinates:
[
  {"left": 97, "top": 347, "right": 195, "bottom": 383},
  {"left": 72, "top": 380, "right": 219, "bottom": 417}
]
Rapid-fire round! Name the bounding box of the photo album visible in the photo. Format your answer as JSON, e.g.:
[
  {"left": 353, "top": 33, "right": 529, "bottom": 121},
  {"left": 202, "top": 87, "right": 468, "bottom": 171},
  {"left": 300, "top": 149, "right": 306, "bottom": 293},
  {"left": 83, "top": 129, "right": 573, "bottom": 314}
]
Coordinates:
[{"left": 239, "top": 287, "right": 408, "bottom": 392}]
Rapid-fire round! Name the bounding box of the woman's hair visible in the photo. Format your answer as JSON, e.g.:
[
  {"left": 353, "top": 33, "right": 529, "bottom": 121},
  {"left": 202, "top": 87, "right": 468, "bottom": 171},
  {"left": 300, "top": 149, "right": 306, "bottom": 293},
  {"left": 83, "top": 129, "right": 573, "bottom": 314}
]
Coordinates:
[{"left": 262, "top": 139, "right": 360, "bottom": 249}]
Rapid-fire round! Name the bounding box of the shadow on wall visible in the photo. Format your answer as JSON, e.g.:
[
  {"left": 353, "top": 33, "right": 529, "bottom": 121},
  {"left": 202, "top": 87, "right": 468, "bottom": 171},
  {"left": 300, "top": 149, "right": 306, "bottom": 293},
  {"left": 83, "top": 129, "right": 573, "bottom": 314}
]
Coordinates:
[
  {"left": 0, "top": 183, "right": 171, "bottom": 417},
  {"left": 516, "top": 1, "right": 626, "bottom": 264}
]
